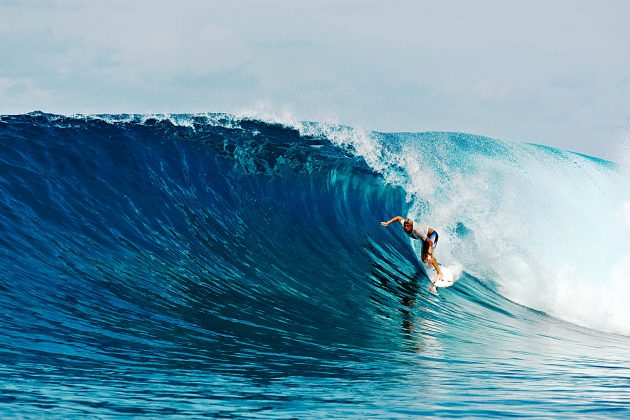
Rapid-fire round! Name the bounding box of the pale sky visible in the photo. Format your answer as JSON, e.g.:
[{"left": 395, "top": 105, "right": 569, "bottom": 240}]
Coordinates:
[{"left": 1, "top": 0, "right": 629, "bottom": 159}]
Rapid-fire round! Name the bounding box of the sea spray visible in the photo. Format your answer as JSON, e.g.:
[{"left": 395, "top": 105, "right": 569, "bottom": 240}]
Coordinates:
[{"left": 345, "top": 131, "right": 630, "bottom": 336}]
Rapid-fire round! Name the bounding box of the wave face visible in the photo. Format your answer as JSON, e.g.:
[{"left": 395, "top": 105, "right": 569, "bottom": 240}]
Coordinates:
[{"left": 1, "top": 112, "right": 630, "bottom": 417}]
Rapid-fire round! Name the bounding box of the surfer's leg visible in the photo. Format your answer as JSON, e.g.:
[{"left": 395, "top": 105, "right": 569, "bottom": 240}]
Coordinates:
[
  {"left": 429, "top": 254, "right": 441, "bottom": 275},
  {"left": 426, "top": 242, "right": 435, "bottom": 264},
  {"left": 421, "top": 239, "right": 429, "bottom": 256}
]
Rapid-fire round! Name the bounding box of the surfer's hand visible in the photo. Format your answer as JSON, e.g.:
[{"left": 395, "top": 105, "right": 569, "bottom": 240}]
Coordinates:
[{"left": 380, "top": 221, "right": 388, "bottom": 227}]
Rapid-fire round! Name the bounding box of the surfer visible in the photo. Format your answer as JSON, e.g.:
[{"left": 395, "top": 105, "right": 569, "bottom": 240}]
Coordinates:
[{"left": 380, "top": 216, "right": 442, "bottom": 279}]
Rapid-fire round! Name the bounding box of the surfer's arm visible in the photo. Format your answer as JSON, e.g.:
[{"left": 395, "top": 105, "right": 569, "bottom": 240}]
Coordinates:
[{"left": 380, "top": 216, "right": 403, "bottom": 227}]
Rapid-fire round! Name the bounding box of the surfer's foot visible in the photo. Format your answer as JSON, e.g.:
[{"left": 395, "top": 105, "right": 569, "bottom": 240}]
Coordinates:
[{"left": 429, "top": 283, "right": 437, "bottom": 294}]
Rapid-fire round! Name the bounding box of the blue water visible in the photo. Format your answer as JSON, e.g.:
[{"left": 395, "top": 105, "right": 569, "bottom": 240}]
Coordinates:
[{"left": 1, "top": 112, "right": 630, "bottom": 417}]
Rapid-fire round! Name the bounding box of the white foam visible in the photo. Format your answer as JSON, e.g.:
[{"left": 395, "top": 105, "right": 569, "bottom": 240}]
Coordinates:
[{"left": 329, "top": 129, "right": 630, "bottom": 336}]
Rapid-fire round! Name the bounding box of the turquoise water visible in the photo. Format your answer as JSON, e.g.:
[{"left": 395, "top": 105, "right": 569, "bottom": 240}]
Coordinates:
[{"left": 1, "top": 112, "right": 629, "bottom": 417}]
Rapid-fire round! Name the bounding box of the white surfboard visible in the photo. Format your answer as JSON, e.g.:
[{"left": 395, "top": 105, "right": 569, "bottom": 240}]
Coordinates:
[
  {"left": 429, "top": 265, "right": 454, "bottom": 284},
  {"left": 422, "top": 259, "right": 455, "bottom": 293}
]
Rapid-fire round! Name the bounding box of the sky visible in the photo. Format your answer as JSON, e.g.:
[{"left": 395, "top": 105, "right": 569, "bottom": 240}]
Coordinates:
[{"left": 1, "top": 0, "right": 629, "bottom": 160}]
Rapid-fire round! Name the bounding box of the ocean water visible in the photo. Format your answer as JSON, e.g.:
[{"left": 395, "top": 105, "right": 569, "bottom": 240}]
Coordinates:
[{"left": 1, "top": 111, "right": 629, "bottom": 417}]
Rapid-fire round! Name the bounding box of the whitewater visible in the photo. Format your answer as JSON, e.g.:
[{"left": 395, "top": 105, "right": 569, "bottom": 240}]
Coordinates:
[{"left": 1, "top": 111, "right": 629, "bottom": 417}]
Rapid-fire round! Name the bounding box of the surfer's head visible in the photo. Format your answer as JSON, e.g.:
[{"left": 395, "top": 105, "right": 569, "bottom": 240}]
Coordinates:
[{"left": 403, "top": 218, "right": 413, "bottom": 233}]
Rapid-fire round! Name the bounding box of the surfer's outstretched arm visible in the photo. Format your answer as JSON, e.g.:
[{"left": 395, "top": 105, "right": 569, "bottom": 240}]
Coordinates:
[{"left": 380, "top": 216, "right": 403, "bottom": 227}]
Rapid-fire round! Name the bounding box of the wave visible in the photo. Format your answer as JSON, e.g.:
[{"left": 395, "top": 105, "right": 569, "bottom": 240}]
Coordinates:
[
  {"left": 2, "top": 111, "right": 629, "bottom": 336},
  {"left": 1, "top": 111, "right": 630, "bottom": 416},
  {"left": 244, "top": 112, "right": 630, "bottom": 336},
  {"left": 0, "top": 112, "right": 415, "bottom": 368}
]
